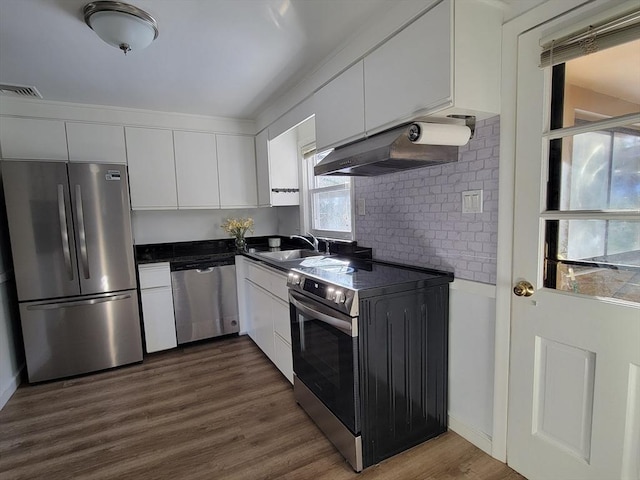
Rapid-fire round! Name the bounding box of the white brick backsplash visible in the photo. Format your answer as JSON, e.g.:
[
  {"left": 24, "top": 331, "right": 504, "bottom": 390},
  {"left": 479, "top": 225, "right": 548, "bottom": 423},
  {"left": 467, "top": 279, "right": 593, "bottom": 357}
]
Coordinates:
[{"left": 355, "top": 116, "right": 500, "bottom": 285}]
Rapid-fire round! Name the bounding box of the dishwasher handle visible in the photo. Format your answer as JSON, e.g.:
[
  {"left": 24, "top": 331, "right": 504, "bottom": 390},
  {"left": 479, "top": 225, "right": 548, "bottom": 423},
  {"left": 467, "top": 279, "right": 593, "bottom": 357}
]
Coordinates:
[{"left": 196, "top": 267, "right": 215, "bottom": 273}]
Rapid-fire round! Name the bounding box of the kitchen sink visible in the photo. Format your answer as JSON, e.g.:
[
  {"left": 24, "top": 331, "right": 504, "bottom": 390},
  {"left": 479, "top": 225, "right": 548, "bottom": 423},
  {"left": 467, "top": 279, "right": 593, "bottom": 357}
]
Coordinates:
[{"left": 255, "top": 249, "right": 325, "bottom": 262}]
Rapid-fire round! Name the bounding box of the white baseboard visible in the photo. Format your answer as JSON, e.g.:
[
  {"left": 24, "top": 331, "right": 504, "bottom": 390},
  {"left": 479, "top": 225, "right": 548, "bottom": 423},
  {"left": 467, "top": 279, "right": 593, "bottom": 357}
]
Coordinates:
[
  {"left": 448, "top": 414, "right": 493, "bottom": 456},
  {"left": 0, "top": 364, "right": 24, "bottom": 410}
]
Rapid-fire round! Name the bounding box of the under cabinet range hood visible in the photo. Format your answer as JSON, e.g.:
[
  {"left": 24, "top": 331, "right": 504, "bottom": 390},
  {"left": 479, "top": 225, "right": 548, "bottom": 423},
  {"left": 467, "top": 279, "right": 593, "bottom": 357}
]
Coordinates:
[{"left": 314, "top": 120, "right": 473, "bottom": 177}]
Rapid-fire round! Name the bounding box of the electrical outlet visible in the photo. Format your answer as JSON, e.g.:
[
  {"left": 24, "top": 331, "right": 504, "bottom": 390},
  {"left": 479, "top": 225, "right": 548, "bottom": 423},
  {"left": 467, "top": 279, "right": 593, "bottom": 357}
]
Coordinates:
[{"left": 462, "top": 190, "right": 483, "bottom": 213}]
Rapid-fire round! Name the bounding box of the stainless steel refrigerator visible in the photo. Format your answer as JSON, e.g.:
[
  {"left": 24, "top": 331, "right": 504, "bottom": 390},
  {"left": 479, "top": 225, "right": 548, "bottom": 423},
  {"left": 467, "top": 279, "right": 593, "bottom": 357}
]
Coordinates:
[{"left": 2, "top": 160, "right": 143, "bottom": 383}]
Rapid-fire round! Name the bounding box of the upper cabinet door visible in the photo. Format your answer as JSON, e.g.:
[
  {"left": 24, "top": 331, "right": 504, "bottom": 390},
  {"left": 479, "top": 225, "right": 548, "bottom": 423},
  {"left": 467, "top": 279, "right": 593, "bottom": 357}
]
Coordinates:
[
  {"left": 255, "top": 129, "right": 271, "bottom": 207},
  {"left": 0, "top": 117, "right": 68, "bottom": 161},
  {"left": 217, "top": 134, "right": 257, "bottom": 208},
  {"left": 173, "top": 131, "right": 220, "bottom": 209},
  {"left": 314, "top": 60, "right": 365, "bottom": 152},
  {"left": 125, "top": 127, "right": 177, "bottom": 210},
  {"left": 268, "top": 128, "right": 299, "bottom": 206},
  {"left": 66, "top": 123, "right": 127, "bottom": 164},
  {"left": 364, "top": 0, "right": 452, "bottom": 133}
]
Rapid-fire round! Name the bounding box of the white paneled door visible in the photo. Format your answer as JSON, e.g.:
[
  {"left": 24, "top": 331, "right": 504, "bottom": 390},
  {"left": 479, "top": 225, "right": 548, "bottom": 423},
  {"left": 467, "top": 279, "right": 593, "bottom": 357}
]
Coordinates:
[{"left": 507, "top": 4, "right": 640, "bottom": 480}]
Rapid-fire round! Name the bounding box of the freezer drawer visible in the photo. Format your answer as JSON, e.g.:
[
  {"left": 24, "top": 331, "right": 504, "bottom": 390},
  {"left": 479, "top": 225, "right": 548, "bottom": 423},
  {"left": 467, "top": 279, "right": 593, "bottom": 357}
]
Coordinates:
[
  {"left": 20, "top": 290, "right": 143, "bottom": 383},
  {"left": 171, "top": 264, "right": 239, "bottom": 344}
]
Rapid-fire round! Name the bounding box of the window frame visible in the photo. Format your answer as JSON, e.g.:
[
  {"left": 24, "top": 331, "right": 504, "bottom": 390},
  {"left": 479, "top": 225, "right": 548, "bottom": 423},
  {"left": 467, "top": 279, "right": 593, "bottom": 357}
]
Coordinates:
[
  {"left": 300, "top": 143, "right": 355, "bottom": 241},
  {"left": 543, "top": 62, "right": 640, "bottom": 293}
]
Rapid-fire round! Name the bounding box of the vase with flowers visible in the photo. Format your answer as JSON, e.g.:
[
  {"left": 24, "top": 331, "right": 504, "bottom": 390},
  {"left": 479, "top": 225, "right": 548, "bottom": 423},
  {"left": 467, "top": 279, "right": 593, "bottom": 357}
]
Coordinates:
[{"left": 221, "top": 217, "right": 254, "bottom": 252}]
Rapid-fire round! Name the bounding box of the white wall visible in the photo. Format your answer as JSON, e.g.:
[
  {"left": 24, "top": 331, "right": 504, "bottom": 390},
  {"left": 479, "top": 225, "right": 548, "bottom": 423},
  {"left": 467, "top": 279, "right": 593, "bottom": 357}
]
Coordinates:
[
  {"left": 132, "top": 207, "right": 299, "bottom": 245},
  {"left": 0, "top": 175, "right": 23, "bottom": 410}
]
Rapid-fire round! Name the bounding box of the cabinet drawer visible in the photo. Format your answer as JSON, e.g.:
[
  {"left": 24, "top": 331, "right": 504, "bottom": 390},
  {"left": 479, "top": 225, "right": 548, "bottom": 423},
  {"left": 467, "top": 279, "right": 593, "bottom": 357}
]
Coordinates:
[
  {"left": 272, "top": 297, "right": 291, "bottom": 343},
  {"left": 246, "top": 261, "right": 288, "bottom": 302},
  {"left": 246, "top": 261, "right": 273, "bottom": 288},
  {"left": 270, "top": 273, "right": 288, "bottom": 304},
  {"left": 139, "top": 263, "right": 171, "bottom": 289}
]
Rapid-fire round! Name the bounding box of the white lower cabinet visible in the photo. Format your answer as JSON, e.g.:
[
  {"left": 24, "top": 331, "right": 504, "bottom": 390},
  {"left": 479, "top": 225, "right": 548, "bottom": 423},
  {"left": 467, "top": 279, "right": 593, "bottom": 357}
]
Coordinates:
[
  {"left": 237, "top": 256, "right": 293, "bottom": 384},
  {"left": 245, "top": 280, "right": 276, "bottom": 362},
  {"left": 138, "top": 263, "right": 177, "bottom": 353}
]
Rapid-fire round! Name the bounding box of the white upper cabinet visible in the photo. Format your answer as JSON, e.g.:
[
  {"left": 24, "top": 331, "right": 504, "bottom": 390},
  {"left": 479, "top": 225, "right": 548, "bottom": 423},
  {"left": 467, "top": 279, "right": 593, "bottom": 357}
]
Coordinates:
[
  {"left": 173, "top": 130, "right": 220, "bottom": 209},
  {"left": 0, "top": 117, "right": 68, "bottom": 161},
  {"left": 255, "top": 129, "right": 271, "bottom": 207},
  {"left": 256, "top": 127, "right": 301, "bottom": 207},
  {"left": 268, "top": 128, "right": 299, "bottom": 206},
  {"left": 125, "top": 127, "right": 178, "bottom": 210},
  {"left": 364, "top": 1, "right": 451, "bottom": 133},
  {"left": 217, "top": 134, "right": 258, "bottom": 208},
  {"left": 66, "top": 122, "right": 127, "bottom": 164},
  {"left": 365, "top": 0, "right": 501, "bottom": 134},
  {"left": 313, "top": 0, "right": 501, "bottom": 147},
  {"left": 314, "top": 60, "right": 365, "bottom": 151}
]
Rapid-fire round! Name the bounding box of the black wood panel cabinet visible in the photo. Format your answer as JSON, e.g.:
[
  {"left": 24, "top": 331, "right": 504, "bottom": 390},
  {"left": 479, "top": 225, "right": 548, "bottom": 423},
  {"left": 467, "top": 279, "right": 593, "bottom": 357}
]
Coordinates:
[{"left": 359, "top": 284, "right": 449, "bottom": 467}]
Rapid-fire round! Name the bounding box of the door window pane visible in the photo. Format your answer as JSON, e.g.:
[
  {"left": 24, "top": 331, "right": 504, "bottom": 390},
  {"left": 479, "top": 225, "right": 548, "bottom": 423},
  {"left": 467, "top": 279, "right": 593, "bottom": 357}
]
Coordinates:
[
  {"left": 555, "top": 126, "right": 640, "bottom": 212},
  {"left": 556, "top": 38, "right": 640, "bottom": 129},
  {"left": 545, "top": 39, "right": 640, "bottom": 303}
]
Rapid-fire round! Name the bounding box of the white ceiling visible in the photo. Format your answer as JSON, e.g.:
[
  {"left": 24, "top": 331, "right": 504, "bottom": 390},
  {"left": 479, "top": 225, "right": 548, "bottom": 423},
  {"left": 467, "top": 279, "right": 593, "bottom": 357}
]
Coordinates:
[{"left": 0, "top": 0, "right": 394, "bottom": 119}]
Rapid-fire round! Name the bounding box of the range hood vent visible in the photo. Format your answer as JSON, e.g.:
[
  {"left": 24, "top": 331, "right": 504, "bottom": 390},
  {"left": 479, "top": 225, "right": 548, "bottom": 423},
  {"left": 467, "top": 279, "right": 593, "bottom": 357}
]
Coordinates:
[
  {"left": 0, "top": 84, "right": 43, "bottom": 99},
  {"left": 314, "top": 120, "right": 472, "bottom": 177}
]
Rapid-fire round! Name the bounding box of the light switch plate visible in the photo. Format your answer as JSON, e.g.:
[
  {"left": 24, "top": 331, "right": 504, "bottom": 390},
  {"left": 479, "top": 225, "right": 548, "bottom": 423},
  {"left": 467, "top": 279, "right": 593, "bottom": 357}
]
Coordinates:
[
  {"left": 462, "top": 189, "right": 483, "bottom": 213},
  {"left": 357, "top": 198, "right": 366, "bottom": 216}
]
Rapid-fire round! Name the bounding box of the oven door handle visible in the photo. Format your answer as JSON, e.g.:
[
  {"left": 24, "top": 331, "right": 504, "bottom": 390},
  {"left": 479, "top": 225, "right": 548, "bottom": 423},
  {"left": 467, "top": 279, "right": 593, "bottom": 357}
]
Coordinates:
[{"left": 289, "top": 291, "right": 356, "bottom": 337}]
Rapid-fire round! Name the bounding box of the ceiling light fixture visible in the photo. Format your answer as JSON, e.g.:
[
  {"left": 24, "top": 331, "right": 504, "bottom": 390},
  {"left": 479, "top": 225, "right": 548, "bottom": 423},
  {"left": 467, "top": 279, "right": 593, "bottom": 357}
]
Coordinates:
[{"left": 83, "top": 1, "right": 158, "bottom": 55}]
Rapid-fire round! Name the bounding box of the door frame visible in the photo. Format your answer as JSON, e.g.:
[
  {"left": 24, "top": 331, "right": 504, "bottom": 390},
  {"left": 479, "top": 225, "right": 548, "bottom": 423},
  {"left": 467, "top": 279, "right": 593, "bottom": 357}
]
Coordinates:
[{"left": 493, "top": 0, "right": 635, "bottom": 463}]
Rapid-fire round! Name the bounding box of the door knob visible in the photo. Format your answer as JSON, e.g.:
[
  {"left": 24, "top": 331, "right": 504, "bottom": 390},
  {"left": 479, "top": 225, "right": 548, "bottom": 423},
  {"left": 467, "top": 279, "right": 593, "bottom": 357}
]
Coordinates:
[{"left": 513, "top": 280, "right": 535, "bottom": 297}]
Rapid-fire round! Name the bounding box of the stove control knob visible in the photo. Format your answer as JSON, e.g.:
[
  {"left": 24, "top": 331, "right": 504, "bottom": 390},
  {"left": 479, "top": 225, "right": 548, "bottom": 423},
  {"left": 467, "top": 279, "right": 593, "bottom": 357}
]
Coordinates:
[
  {"left": 287, "top": 273, "right": 301, "bottom": 286},
  {"left": 334, "top": 290, "right": 346, "bottom": 304}
]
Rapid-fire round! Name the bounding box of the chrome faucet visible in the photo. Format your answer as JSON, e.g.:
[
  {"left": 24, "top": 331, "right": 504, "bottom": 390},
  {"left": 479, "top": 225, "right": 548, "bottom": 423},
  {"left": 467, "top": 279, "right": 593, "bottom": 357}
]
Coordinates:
[{"left": 290, "top": 233, "right": 319, "bottom": 252}]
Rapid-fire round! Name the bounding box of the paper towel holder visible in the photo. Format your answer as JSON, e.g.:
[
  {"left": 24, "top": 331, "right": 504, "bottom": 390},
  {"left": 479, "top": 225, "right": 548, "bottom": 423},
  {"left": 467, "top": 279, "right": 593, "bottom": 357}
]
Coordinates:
[{"left": 447, "top": 115, "right": 476, "bottom": 139}]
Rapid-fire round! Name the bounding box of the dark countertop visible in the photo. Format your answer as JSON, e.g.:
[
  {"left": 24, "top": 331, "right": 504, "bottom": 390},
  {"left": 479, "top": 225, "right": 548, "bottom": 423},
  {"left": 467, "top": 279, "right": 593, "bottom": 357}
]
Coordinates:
[
  {"left": 135, "top": 236, "right": 371, "bottom": 267},
  {"left": 134, "top": 237, "right": 452, "bottom": 289}
]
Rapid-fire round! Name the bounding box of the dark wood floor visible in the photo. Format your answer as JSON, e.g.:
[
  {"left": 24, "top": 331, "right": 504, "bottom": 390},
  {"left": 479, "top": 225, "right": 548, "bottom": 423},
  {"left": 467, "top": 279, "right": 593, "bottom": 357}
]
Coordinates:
[{"left": 0, "top": 335, "right": 524, "bottom": 480}]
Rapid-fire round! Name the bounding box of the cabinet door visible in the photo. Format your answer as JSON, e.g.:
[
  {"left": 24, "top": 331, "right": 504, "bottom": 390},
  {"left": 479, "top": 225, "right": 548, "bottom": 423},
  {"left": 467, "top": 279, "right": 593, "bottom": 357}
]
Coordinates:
[
  {"left": 255, "top": 129, "right": 271, "bottom": 207},
  {"left": 274, "top": 332, "right": 293, "bottom": 384},
  {"left": 268, "top": 128, "right": 299, "bottom": 206},
  {"left": 125, "top": 127, "right": 177, "bottom": 210},
  {"left": 245, "top": 280, "right": 275, "bottom": 362},
  {"left": 66, "top": 123, "right": 126, "bottom": 164},
  {"left": 0, "top": 117, "right": 68, "bottom": 160},
  {"left": 217, "top": 134, "right": 258, "bottom": 208},
  {"left": 314, "top": 60, "right": 365, "bottom": 151},
  {"left": 141, "top": 286, "right": 177, "bottom": 353},
  {"left": 272, "top": 296, "right": 291, "bottom": 343},
  {"left": 364, "top": 0, "right": 451, "bottom": 133},
  {"left": 173, "top": 130, "right": 220, "bottom": 208}
]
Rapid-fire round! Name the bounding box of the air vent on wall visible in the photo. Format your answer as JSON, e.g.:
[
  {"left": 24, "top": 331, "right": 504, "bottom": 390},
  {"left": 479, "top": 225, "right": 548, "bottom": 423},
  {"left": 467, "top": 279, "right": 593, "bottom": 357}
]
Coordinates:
[{"left": 0, "top": 84, "right": 43, "bottom": 99}]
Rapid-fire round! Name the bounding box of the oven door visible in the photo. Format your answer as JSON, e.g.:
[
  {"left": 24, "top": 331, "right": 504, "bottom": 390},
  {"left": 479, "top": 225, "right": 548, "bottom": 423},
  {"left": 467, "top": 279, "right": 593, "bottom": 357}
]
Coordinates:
[{"left": 289, "top": 290, "right": 360, "bottom": 435}]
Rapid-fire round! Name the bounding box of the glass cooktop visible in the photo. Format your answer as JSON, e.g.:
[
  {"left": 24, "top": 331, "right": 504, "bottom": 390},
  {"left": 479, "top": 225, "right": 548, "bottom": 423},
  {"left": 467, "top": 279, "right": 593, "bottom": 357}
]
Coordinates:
[{"left": 292, "top": 257, "right": 452, "bottom": 293}]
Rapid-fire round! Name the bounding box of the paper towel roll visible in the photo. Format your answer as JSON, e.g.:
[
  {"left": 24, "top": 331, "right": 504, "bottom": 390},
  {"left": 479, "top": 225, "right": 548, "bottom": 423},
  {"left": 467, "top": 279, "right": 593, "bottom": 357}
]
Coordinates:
[{"left": 407, "top": 122, "right": 471, "bottom": 146}]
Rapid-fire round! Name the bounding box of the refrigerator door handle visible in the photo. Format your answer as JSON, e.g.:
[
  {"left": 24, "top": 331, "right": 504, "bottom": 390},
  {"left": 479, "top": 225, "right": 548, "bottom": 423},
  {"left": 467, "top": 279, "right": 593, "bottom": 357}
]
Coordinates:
[
  {"left": 75, "top": 184, "right": 90, "bottom": 280},
  {"left": 57, "top": 184, "right": 74, "bottom": 281},
  {"left": 26, "top": 293, "right": 132, "bottom": 310}
]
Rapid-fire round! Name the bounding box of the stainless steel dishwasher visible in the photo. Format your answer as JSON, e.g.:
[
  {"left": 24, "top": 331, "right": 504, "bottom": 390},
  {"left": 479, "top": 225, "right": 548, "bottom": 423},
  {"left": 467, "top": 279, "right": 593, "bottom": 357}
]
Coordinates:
[{"left": 170, "top": 256, "right": 239, "bottom": 344}]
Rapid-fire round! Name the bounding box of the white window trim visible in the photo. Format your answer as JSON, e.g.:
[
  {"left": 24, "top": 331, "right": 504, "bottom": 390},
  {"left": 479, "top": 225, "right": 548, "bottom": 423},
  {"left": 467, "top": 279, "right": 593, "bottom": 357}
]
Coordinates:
[{"left": 299, "top": 142, "right": 355, "bottom": 241}]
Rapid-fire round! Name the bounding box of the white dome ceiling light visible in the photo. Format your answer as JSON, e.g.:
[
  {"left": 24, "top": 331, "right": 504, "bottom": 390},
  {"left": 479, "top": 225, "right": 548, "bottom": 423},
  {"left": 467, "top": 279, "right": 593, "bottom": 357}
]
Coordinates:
[{"left": 83, "top": 1, "right": 158, "bottom": 55}]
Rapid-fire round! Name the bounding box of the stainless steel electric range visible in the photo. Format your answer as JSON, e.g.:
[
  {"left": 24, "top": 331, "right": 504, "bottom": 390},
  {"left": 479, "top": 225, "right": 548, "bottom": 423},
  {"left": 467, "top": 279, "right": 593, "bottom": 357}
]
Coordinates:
[{"left": 287, "top": 257, "right": 453, "bottom": 471}]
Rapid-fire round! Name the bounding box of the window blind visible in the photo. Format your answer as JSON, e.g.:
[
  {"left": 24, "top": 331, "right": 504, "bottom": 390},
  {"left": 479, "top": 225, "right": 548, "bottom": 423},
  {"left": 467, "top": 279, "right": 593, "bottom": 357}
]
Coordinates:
[{"left": 540, "top": 8, "right": 640, "bottom": 67}]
